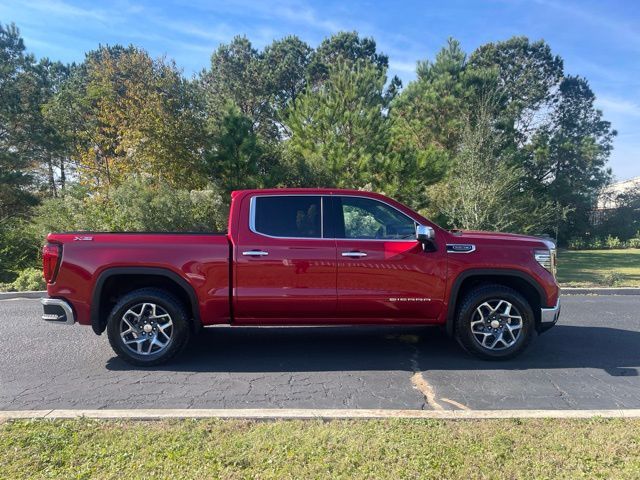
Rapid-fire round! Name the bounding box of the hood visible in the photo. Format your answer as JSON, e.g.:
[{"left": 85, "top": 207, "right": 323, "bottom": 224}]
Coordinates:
[{"left": 449, "top": 230, "right": 556, "bottom": 249}]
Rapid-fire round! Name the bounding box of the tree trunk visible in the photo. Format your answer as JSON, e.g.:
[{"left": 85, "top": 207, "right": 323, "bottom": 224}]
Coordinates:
[
  {"left": 60, "top": 157, "right": 66, "bottom": 190},
  {"left": 47, "top": 155, "right": 57, "bottom": 197}
]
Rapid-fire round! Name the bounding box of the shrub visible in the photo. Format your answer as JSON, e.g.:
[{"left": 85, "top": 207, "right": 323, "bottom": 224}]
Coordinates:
[
  {"left": 30, "top": 179, "right": 228, "bottom": 239},
  {"left": 9, "top": 267, "right": 46, "bottom": 291},
  {"left": 605, "top": 235, "right": 622, "bottom": 249},
  {"left": 0, "top": 217, "right": 41, "bottom": 283},
  {"left": 601, "top": 271, "right": 624, "bottom": 287},
  {"left": 629, "top": 238, "right": 640, "bottom": 249},
  {"left": 589, "top": 237, "right": 603, "bottom": 249},
  {"left": 567, "top": 238, "right": 586, "bottom": 250}
]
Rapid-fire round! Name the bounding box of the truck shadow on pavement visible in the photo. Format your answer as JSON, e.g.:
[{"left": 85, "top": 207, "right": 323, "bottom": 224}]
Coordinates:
[{"left": 106, "top": 324, "right": 640, "bottom": 377}]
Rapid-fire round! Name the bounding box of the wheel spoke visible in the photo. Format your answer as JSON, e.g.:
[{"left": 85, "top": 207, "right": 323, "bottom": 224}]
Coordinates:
[
  {"left": 120, "top": 302, "right": 173, "bottom": 356},
  {"left": 470, "top": 298, "right": 523, "bottom": 352},
  {"left": 122, "top": 317, "right": 136, "bottom": 332},
  {"left": 506, "top": 322, "right": 522, "bottom": 332},
  {"left": 123, "top": 309, "right": 141, "bottom": 320}
]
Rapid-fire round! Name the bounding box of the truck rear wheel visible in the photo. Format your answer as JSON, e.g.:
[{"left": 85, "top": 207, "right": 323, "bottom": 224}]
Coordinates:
[
  {"left": 454, "top": 284, "right": 535, "bottom": 360},
  {"left": 106, "top": 288, "right": 191, "bottom": 366}
]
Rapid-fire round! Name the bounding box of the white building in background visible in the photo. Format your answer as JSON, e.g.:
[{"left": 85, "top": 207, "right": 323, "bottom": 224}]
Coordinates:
[
  {"left": 596, "top": 176, "right": 640, "bottom": 210},
  {"left": 591, "top": 176, "right": 640, "bottom": 225}
]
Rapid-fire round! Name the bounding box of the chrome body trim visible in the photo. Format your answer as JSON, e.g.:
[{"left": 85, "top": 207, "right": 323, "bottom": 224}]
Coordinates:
[
  {"left": 249, "top": 195, "right": 325, "bottom": 240},
  {"left": 248, "top": 194, "right": 420, "bottom": 243},
  {"left": 242, "top": 250, "right": 269, "bottom": 257},
  {"left": 540, "top": 298, "right": 561, "bottom": 325},
  {"left": 41, "top": 298, "right": 75, "bottom": 325},
  {"left": 341, "top": 251, "right": 368, "bottom": 258},
  {"left": 446, "top": 244, "right": 477, "bottom": 254},
  {"left": 416, "top": 224, "right": 435, "bottom": 241}
]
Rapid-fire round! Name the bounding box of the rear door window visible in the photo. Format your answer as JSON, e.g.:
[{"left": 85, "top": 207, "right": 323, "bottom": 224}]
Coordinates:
[{"left": 253, "top": 196, "right": 322, "bottom": 238}]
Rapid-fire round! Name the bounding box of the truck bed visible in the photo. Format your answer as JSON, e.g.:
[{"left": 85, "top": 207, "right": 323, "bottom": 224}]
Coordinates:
[{"left": 46, "top": 232, "right": 232, "bottom": 329}]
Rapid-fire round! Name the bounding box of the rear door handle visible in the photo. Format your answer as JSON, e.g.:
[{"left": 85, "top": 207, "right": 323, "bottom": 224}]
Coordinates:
[
  {"left": 341, "top": 251, "right": 367, "bottom": 258},
  {"left": 242, "top": 250, "right": 269, "bottom": 257}
]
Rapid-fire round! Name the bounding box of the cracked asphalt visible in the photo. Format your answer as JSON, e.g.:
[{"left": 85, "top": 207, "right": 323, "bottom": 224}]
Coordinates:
[{"left": 1, "top": 295, "right": 639, "bottom": 411}]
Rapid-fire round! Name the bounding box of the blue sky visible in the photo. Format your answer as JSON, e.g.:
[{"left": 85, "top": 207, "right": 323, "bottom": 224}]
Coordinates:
[{"left": 2, "top": 0, "right": 639, "bottom": 180}]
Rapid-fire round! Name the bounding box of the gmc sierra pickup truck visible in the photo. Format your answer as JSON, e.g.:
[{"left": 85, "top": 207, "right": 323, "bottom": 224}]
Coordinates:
[{"left": 41, "top": 188, "right": 560, "bottom": 366}]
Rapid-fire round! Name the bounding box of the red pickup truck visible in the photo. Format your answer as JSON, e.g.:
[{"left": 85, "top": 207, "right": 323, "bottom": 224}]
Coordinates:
[{"left": 41, "top": 188, "right": 560, "bottom": 365}]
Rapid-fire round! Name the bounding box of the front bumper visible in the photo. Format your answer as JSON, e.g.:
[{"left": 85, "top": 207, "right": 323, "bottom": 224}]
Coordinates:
[
  {"left": 41, "top": 298, "right": 75, "bottom": 325},
  {"left": 539, "top": 297, "right": 560, "bottom": 332}
]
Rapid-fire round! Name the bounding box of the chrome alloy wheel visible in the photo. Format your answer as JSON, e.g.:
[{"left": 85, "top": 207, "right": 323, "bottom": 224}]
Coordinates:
[
  {"left": 470, "top": 299, "right": 523, "bottom": 351},
  {"left": 120, "top": 303, "right": 173, "bottom": 355}
]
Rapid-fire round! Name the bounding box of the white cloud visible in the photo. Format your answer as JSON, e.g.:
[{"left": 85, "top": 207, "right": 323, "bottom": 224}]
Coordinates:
[
  {"left": 389, "top": 60, "right": 416, "bottom": 74},
  {"left": 160, "top": 20, "right": 234, "bottom": 42},
  {"left": 22, "top": 0, "right": 112, "bottom": 22},
  {"left": 597, "top": 96, "right": 640, "bottom": 118},
  {"left": 273, "top": 3, "right": 344, "bottom": 32},
  {"left": 534, "top": 0, "right": 640, "bottom": 48}
]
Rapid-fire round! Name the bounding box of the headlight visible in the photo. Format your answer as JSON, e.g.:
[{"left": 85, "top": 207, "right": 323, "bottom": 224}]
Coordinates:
[{"left": 535, "top": 249, "right": 557, "bottom": 278}]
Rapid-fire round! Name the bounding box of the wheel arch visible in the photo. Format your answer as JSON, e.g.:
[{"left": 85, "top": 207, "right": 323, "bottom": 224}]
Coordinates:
[
  {"left": 90, "top": 267, "right": 201, "bottom": 335},
  {"left": 446, "top": 269, "right": 544, "bottom": 336}
]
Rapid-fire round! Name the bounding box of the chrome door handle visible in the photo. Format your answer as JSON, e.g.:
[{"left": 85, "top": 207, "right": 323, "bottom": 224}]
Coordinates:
[
  {"left": 342, "top": 251, "right": 367, "bottom": 258},
  {"left": 242, "top": 250, "right": 269, "bottom": 257}
]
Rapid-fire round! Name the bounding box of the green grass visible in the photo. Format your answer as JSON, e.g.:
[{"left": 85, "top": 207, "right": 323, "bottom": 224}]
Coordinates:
[
  {"left": 1, "top": 418, "right": 640, "bottom": 479},
  {"left": 558, "top": 249, "right": 640, "bottom": 287}
]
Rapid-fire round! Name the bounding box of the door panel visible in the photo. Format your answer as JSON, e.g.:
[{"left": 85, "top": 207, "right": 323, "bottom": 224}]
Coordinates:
[
  {"left": 334, "top": 196, "right": 446, "bottom": 321},
  {"left": 336, "top": 239, "right": 446, "bottom": 320},
  {"left": 235, "top": 195, "right": 337, "bottom": 321}
]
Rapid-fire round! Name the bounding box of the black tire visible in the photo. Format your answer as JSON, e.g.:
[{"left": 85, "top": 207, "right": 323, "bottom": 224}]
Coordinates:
[
  {"left": 454, "top": 284, "right": 536, "bottom": 360},
  {"left": 107, "top": 288, "right": 191, "bottom": 366}
]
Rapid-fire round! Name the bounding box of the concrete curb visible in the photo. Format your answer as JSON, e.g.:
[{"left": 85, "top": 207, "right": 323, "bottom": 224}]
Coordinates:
[
  {"left": 561, "top": 287, "right": 640, "bottom": 295},
  {"left": 0, "top": 290, "right": 46, "bottom": 300},
  {"left": 2, "top": 408, "right": 640, "bottom": 421}
]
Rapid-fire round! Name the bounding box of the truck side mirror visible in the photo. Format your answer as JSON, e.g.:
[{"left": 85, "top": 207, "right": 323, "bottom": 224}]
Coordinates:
[
  {"left": 416, "top": 224, "right": 436, "bottom": 251},
  {"left": 416, "top": 224, "right": 434, "bottom": 242}
]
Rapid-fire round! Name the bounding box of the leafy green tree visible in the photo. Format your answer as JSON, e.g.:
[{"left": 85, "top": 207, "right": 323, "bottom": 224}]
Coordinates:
[
  {"left": 398, "top": 36, "right": 615, "bottom": 241},
  {"left": 526, "top": 76, "right": 615, "bottom": 240},
  {"left": 31, "top": 178, "right": 227, "bottom": 236},
  {"left": 428, "top": 96, "right": 553, "bottom": 232},
  {"left": 309, "top": 32, "right": 389, "bottom": 80},
  {"left": 25, "top": 58, "right": 70, "bottom": 197},
  {"left": 200, "top": 36, "right": 274, "bottom": 139},
  {"left": 205, "top": 103, "right": 272, "bottom": 195},
  {"left": 389, "top": 39, "right": 487, "bottom": 208},
  {"left": 41, "top": 63, "right": 85, "bottom": 192},
  {"left": 284, "top": 60, "right": 391, "bottom": 188},
  {"left": 47, "top": 45, "right": 205, "bottom": 191},
  {"left": 468, "top": 37, "right": 564, "bottom": 139},
  {"left": 391, "top": 38, "right": 470, "bottom": 155},
  {"left": 0, "top": 23, "right": 38, "bottom": 219},
  {"left": 262, "top": 36, "right": 312, "bottom": 113},
  {"left": 594, "top": 186, "right": 640, "bottom": 241}
]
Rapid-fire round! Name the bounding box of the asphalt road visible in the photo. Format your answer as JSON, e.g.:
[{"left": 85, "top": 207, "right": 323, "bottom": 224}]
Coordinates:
[{"left": 1, "top": 295, "right": 639, "bottom": 411}]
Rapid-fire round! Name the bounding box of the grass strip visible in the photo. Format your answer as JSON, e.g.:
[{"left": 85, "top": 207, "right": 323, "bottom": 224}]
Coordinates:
[
  {"left": 1, "top": 417, "right": 639, "bottom": 479},
  {"left": 558, "top": 249, "right": 640, "bottom": 287}
]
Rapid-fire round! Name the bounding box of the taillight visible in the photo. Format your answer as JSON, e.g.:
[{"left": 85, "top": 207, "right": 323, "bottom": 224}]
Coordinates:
[{"left": 42, "top": 243, "right": 61, "bottom": 284}]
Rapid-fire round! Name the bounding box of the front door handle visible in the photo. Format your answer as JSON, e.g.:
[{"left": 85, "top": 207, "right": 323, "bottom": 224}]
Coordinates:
[
  {"left": 242, "top": 250, "right": 269, "bottom": 257},
  {"left": 341, "top": 251, "right": 367, "bottom": 258}
]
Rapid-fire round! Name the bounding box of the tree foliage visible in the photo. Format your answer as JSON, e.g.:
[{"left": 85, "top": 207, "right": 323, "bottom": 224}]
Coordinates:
[
  {"left": 67, "top": 46, "right": 205, "bottom": 190},
  {"left": 0, "top": 21, "right": 620, "bottom": 284},
  {"left": 284, "top": 60, "right": 392, "bottom": 189},
  {"left": 432, "top": 96, "right": 527, "bottom": 231}
]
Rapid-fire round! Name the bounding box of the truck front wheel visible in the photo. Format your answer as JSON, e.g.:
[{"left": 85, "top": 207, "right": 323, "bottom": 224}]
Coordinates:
[
  {"left": 454, "top": 284, "right": 535, "bottom": 360},
  {"left": 106, "top": 288, "right": 191, "bottom": 366}
]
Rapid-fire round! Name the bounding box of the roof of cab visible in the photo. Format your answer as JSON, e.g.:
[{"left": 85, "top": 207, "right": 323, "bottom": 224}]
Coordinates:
[{"left": 231, "top": 188, "right": 376, "bottom": 197}]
